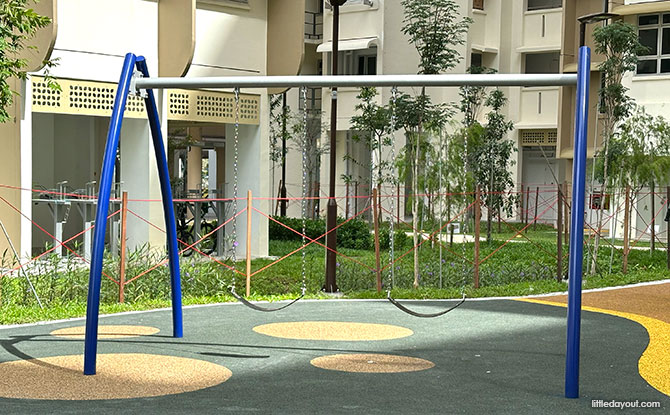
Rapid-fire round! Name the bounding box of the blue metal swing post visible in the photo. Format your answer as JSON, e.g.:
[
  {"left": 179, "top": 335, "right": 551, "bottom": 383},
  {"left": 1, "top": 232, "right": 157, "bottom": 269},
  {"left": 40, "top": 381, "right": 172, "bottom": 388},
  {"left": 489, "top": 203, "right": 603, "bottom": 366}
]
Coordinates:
[
  {"left": 83, "top": 53, "right": 183, "bottom": 375},
  {"left": 565, "top": 45, "right": 591, "bottom": 398}
]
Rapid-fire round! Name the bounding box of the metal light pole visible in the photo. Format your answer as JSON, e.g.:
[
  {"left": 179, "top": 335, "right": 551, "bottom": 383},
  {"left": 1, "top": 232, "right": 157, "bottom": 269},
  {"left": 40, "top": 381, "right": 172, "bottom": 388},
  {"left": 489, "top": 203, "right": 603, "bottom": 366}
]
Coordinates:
[
  {"left": 325, "top": 0, "right": 347, "bottom": 293},
  {"left": 280, "top": 91, "right": 288, "bottom": 216}
]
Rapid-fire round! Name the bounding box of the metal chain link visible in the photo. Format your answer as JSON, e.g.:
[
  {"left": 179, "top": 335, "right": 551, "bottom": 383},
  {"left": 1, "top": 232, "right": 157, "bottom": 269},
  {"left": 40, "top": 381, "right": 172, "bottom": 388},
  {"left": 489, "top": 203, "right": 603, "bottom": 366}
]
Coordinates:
[
  {"left": 230, "top": 87, "right": 240, "bottom": 291},
  {"left": 301, "top": 86, "right": 308, "bottom": 295},
  {"left": 387, "top": 86, "right": 398, "bottom": 295}
]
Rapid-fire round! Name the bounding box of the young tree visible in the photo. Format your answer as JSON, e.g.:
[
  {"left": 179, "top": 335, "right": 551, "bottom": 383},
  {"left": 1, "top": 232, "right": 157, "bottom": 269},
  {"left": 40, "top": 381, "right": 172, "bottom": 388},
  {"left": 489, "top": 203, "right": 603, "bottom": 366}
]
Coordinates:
[
  {"left": 400, "top": 0, "right": 470, "bottom": 288},
  {"left": 471, "top": 89, "right": 516, "bottom": 243},
  {"left": 290, "top": 106, "right": 329, "bottom": 219},
  {"left": 349, "top": 87, "right": 394, "bottom": 222},
  {"left": 1, "top": 0, "right": 55, "bottom": 123},
  {"left": 459, "top": 65, "right": 495, "bottom": 129},
  {"left": 589, "top": 21, "right": 647, "bottom": 274},
  {"left": 599, "top": 106, "right": 670, "bottom": 269}
]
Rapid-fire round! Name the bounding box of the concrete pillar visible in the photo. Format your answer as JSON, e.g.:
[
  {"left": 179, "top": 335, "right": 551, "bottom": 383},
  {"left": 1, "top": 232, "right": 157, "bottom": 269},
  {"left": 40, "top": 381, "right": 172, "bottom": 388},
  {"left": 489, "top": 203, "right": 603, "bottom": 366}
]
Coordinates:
[
  {"left": 19, "top": 78, "right": 33, "bottom": 258},
  {"left": 120, "top": 119, "right": 163, "bottom": 251},
  {"left": 0, "top": 78, "right": 23, "bottom": 257},
  {"left": 225, "top": 117, "right": 269, "bottom": 258}
]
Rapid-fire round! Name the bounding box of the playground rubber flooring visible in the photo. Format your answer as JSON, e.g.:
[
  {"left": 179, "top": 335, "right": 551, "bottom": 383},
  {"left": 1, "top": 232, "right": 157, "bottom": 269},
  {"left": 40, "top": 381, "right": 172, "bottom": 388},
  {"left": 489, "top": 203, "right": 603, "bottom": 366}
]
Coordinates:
[{"left": 0, "top": 286, "right": 668, "bottom": 414}]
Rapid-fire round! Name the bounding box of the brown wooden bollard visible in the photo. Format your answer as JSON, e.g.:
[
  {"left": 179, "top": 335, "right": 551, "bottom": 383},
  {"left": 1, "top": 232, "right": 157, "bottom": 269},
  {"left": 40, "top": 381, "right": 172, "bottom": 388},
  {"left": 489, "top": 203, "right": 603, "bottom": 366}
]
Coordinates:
[
  {"left": 246, "top": 189, "right": 252, "bottom": 297},
  {"left": 474, "top": 186, "right": 481, "bottom": 289},
  {"left": 119, "top": 191, "right": 128, "bottom": 303}
]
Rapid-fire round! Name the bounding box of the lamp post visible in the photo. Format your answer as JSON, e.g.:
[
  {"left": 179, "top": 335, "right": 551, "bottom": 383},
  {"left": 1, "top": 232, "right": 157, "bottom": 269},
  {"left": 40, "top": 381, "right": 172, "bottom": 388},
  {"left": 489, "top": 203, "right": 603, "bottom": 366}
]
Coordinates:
[
  {"left": 324, "top": 0, "right": 347, "bottom": 293},
  {"left": 280, "top": 91, "right": 287, "bottom": 216},
  {"left": 578, "top": 9, "right": 618, "bottom": 47}
]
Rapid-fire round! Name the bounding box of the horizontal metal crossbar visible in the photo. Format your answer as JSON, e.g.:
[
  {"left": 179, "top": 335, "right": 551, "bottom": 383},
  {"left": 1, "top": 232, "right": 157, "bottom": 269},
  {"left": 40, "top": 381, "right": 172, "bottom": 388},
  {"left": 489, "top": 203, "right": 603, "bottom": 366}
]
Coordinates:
[{"left": 133, "top": 73, "right": 578, "bottom": 90}]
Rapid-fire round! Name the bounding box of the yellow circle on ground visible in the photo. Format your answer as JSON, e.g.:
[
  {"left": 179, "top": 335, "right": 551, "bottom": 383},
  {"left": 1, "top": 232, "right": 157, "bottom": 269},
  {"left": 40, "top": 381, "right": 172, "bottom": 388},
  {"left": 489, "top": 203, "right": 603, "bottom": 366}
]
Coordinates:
[
  {"left": 253, "top": 321, "right": 413, "bottom": 341},
  {"left": 0, "top": 353, "right": 232, "bottom": 400},
  {"left": 50, "top": 325, "right": 160, "bottom": 339},
  {"left": 311, "top": 353, "right": 435, "bottom": 373}
]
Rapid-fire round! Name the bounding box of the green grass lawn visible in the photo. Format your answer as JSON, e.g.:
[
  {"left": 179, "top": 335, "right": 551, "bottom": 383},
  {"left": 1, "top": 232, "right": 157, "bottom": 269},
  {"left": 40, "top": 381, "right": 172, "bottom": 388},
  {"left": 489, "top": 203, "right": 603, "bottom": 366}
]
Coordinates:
[{"left": 1, "top": 233, "right": 668, "bottom": 325}]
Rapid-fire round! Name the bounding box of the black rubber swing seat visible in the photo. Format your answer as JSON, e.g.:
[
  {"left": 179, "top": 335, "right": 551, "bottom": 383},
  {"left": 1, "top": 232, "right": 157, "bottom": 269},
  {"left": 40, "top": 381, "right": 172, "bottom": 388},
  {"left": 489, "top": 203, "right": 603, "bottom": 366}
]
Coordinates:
[
  {"left": 387, "top": 293, "right": 466, "bottom": 318},
  {"left": 231, "top": 289, "right": 304, "bottom": 312}
]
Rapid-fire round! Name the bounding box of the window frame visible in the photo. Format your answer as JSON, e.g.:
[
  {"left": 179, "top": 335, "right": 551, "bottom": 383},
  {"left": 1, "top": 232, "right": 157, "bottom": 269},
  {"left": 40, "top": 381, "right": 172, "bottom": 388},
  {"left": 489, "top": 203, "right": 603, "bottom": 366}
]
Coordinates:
[
  {"left": 636, "top": 13, "right": 670, "bottom": 76},
  {"left": 523, "top": 51, "right": 561, "bottom": 75},
  {"left": 526, "top": 0, "right": 562, "bottom": 12}
]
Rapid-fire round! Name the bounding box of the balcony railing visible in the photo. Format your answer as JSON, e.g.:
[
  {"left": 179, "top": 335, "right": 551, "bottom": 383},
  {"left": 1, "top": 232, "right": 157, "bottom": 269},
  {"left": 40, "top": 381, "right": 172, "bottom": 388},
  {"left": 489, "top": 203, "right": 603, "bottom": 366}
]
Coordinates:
[{"left": 305, "top": 11, "right": 323, "bottom": 40}]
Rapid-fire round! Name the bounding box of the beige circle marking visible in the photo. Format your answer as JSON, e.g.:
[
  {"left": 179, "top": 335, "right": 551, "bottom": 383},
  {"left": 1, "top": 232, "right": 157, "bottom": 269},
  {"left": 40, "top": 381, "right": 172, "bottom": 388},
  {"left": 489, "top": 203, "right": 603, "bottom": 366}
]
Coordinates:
[
  {"left": 253, "top": 321, "right": 413, "bottom": 341},
  {"left": 50, "top": 325, "right": 160, "bottom": 339},
  {"left": 0, "top": 353, "right": 232, "bottom": 400},
  {"left": 311, "top": 353, "right": 435, "bottom": 373}
]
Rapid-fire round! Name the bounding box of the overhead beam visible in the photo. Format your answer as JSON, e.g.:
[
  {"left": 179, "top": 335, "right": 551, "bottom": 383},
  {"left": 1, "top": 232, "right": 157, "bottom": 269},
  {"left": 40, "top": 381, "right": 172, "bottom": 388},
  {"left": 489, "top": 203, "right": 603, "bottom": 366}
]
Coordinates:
[{"left": 134, "top": 73, "right": 578, "bottom": 90}]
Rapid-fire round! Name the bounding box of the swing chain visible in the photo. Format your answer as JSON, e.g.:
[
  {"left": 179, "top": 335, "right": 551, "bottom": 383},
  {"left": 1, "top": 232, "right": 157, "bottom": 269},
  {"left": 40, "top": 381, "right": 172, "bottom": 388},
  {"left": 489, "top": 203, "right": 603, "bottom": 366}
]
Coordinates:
[
  {"left": 387, "top": 86, "right": 398, "bottom": 296},
  {"left": 230, "top": 87, "right": 241, "bottom": 292},
  {"left": 301, "top": 86, "right": 308, "bottom": 296}
]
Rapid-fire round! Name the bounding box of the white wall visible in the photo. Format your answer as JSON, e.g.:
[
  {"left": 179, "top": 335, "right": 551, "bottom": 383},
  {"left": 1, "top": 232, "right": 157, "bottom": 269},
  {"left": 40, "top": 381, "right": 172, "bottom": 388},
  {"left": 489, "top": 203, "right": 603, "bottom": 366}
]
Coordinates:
[
  {"left": 225, "top": 108, "right": 270, "bottom": 259},
  {"left": 43, "top": 0, "right": 158, "bottom": 82},
  {"left": 120, "top": 118, "right": 164, "bottom": 251},
  {"left": 31, "top": 113, "right": 105, "bottom": 252},
  {"left": 190, "top": 0, "right": 268, "bottom": 77}
]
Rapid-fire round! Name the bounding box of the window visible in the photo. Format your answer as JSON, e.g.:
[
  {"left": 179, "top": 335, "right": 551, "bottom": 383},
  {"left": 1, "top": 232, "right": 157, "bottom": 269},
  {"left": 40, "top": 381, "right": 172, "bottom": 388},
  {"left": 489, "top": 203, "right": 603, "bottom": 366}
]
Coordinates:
[
  {"left": 471, "top": 53, "right": 483, "bottom": 69},
  {"left": 357, "top": 55, "right": 376, "bottom": 75},
  {"left": 473, "top": 0, "right": 484, "bottom": 10},
  {"left": 327, "top": 48, "right": 377, "bottom": 75},
  {"left": 637, "top": 13, "right": 670, "bottom": 75},
  {"left": 526, "top": 0, "right": 562, "bottom": 12},
  {"left": 524, "top": 52, "right": 560, "bottom": 74}
]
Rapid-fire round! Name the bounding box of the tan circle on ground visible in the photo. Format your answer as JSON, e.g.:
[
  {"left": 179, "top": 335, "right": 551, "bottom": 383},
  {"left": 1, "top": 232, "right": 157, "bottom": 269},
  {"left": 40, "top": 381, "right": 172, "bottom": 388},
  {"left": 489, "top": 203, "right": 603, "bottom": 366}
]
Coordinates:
[
  {"left": 311, "top": 353, "right": 435, "bottom": 373},
  {"left": 252, "top": 321, "right": 413, "bottom": 341},
  {"left": 50, "top": 325, "right": 160, "bottom": 339},
  {"left": 0, "top": 353, "right": 232, "bottom": 400}
]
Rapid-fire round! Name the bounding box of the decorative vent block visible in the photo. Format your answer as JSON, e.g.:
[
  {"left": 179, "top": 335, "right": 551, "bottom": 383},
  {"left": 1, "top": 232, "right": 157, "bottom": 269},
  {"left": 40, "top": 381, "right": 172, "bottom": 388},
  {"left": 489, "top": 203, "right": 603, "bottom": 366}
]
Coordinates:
[
  {"left": 168, "top": 89, "right": 259, "bottom": 125},
  {"left": 33, "top": 79, "right": 62, "bottom": 108},
  {"left": 32, "top": 76, "right": 259, "bottom": 125},
  {"left": 32, "top": 76, "right": 146, "bottom": 119},
  {"left": 520, "top": 129, "right": 558, "bottom": 146}
]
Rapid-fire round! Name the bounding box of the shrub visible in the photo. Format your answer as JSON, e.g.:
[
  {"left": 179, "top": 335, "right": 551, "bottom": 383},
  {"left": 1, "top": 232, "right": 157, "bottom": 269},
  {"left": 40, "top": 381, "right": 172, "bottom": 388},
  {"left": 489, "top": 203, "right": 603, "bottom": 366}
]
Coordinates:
[{"left": 269, "top": 216, "right": 372, "bottom": 250}]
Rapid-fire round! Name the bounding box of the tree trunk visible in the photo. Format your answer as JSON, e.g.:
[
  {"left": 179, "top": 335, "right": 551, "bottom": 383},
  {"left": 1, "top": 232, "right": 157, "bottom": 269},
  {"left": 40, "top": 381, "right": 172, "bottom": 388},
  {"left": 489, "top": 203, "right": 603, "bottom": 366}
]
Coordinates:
[
  {"left": 651, "top": 182, "right": 655, "bottom": 253},
  {"left": 412, "top": 129, "right": 421, "bottom": 288},
  {"left": 591, "top": 118, "right": 613, "bottom": 275},
  {"left": 623, "top": 185, "right": 630, "bottom": 274}
]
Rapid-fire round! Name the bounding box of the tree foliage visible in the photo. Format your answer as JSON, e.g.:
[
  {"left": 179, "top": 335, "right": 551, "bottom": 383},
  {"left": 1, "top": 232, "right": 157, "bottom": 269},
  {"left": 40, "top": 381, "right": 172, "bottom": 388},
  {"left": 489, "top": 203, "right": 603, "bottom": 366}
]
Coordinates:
[
  {"left": 475, "top": 90, "right": 516, "bottom": 242},
  {"left": 348, "top": 87, "right": 394, "bottom": 188},
  {"left": 590, "top": 20, "right": 646, "bottom": 274},
  {"left": 400, "top": 0, "right": 471, "bottom": 75},
  {"left": 459, "top": 65, "right": 496, "bottom": 128},
  {"left": 0, "top": 0, "right": 53, "bottom": 123},
  {"left": 593, "top": 21, "right": 647, "bottom": 139},
  {"left": 597, "top": 105, "right": 670, "bottom": 191},
  {"left": 400, "top": 0, "right": 470, "bottom": 287}
]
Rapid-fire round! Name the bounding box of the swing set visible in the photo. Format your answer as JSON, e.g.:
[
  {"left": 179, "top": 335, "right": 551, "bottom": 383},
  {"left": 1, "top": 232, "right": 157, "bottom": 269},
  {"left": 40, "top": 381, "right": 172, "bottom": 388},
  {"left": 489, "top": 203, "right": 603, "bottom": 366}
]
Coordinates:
[{"left": 83, "top": 46, "right": 592, "bottom": 399}]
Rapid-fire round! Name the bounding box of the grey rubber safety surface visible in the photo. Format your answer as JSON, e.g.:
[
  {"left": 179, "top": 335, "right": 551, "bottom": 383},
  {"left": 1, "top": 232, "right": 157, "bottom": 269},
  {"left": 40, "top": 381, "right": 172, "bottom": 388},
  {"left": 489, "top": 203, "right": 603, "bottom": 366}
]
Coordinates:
[{"left": 0, "top": 299, "right": 667, "bottom": 414}]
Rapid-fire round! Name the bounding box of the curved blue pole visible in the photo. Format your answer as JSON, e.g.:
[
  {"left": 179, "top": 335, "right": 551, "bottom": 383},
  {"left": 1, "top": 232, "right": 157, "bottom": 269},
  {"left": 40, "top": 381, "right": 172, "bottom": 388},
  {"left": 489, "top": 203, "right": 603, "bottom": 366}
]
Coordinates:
[
  {"left": 565, "top": 46, "right": 591, "bottom": 398},
  {"left": 84, "top": 53, "right": 137, "bottom": 375},
  {"left": 135, "top": 57, "right": 183, "bottom": 338}
]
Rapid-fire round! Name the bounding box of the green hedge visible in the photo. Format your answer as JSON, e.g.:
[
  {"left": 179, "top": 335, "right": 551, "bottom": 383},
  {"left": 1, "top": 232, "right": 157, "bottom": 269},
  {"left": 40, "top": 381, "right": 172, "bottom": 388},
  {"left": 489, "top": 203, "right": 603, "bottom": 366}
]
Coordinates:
[{"left": 269, "top": 216, "right": 372, "bottom": 250}]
